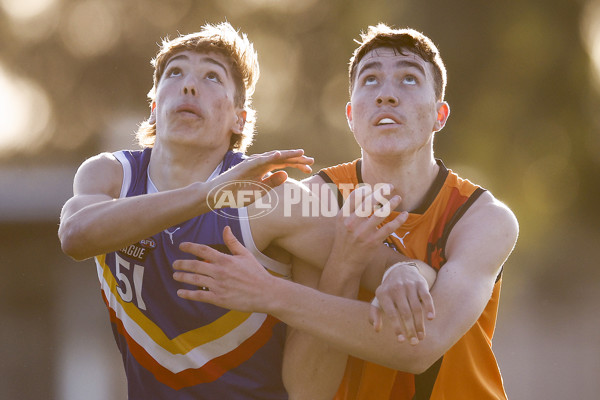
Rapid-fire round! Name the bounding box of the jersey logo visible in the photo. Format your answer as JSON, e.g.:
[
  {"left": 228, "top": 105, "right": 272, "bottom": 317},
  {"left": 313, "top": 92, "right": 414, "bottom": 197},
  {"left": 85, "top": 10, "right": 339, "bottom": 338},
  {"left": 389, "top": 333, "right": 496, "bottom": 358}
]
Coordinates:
[
  {"left": 119, "top": 237, "right": 156, "bottom": 262},
  {"left": 391, "top": 231, "right": 410, "bottom": 248},
  {"left": 163, "top": 227, "right": 181, "bottom": 245}
]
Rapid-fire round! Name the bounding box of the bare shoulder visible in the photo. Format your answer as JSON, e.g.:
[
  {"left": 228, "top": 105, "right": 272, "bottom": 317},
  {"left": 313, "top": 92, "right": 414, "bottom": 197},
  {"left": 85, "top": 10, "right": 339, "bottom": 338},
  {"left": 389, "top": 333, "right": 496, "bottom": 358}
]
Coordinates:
[
  {"left": 470, "top": 190, "right": 519, "bottom": 238},
  {"left": 73, "top": 152, "right": 123, "bottom": 197},
  {"left": 445, "top": 190, "right": 519, "bottom": 274}
]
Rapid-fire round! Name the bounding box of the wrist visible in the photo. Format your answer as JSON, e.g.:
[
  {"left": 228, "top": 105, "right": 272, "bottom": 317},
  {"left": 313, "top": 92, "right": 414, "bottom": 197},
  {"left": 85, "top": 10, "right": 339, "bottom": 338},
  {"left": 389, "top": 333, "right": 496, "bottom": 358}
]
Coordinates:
[
  {"left": 318, "top": 253, "right": 363, "bottom": 296},
  {"left": 382, "top": 261, "right": 419, "bottom": 283},
  {"left": 264, "top": 277, "right": 296, "bottom": 317},
  {"left": 191, "top": 181, "right": 212, "bottom": 214}
]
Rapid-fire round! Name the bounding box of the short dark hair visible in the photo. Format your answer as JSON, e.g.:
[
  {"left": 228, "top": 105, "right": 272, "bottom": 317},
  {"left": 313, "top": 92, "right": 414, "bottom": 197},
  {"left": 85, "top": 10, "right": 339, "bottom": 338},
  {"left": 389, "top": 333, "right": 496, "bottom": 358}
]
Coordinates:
[{"left": 349, "top": 24, "right": 447, "bottom": 101}]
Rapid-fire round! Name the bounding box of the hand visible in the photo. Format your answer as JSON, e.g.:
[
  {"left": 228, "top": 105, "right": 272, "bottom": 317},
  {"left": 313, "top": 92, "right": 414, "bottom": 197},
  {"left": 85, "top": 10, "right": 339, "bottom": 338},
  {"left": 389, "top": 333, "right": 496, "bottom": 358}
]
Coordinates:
[
  {"left": 369, "top": 262, "right": 435, "bottom": 345},
  {"left": 327, "top": 184, "right": 408, "bottom": 278},
  {"left": 221, "top": 149, "right": 313, "bottom": 189},
  {"left": 173, "top": 226, "right": 274, "bottom": 313},
  {"left": 207, "top": 149, "right": 314, "bottom": 210}
]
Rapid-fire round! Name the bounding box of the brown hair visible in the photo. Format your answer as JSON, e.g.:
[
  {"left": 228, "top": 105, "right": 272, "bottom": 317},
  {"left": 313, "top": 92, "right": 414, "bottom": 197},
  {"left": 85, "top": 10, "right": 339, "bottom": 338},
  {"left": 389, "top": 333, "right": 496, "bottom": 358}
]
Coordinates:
[
  {"left": 136, "top": 22, "right": 259, "bottom": 153},
  {"left": 349, "top": 24, "right": 447, "bottom": 101}
]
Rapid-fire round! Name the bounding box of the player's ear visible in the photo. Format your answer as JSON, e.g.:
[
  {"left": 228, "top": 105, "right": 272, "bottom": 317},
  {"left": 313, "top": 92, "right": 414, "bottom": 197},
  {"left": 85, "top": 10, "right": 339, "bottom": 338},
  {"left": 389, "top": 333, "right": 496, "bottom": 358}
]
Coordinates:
[
  {"left": 433, "top": 101, "right": 449, "bottom": 132},
  {"left": 346, "top": 102, "right": 354, "bottom": 132},
  {"left": 148, "top": 102, "right": 157, "bottom": 125},
  {"left": 232, "top": 109, "right": 247, "bottom": 135}
]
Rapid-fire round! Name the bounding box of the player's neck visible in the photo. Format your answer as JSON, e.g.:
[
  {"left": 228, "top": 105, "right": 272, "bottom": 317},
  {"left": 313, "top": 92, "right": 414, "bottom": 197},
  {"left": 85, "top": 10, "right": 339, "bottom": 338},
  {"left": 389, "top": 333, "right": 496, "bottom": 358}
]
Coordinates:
[
  {"left": 361, "top": 152, "right": 439, "bottom": 213},
  {"left": 148, "top": 141, "right": 229, "bottom": 191}
]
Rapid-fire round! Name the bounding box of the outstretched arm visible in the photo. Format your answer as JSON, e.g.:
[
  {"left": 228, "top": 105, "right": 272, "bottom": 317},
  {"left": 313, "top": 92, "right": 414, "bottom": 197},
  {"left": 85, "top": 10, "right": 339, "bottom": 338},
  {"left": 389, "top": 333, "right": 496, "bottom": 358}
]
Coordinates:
[
  {"left": 173, "top": 191, "right": 518, "bottom": 373},
  {"left": 59, "top": 149, "right": 313, "bottom": 260}
]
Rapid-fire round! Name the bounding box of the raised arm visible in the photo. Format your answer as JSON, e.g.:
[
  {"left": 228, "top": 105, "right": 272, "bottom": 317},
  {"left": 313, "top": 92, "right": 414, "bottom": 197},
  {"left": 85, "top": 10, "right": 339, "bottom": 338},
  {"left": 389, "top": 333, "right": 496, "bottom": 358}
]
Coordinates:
[
  {"left": 173, "top": 191, "right": 517, "bottom": 373},
  {"left": 59, "top": 149, "right": 313, "bottom": 260}
]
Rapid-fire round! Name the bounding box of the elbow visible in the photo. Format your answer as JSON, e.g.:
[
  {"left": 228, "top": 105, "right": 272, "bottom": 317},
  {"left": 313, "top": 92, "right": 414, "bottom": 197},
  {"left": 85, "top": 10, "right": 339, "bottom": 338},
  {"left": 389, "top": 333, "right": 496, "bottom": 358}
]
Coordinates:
[
  {"left": 403, "top": 353, "right": 443, "bottom": 375},
  {"left": 385, "top": 346, "right": 443, "bottom": 375},
  {"left": 407, "top": 361, "right": 433, "bottom": 375},
  {"left": 58, "top": 222, "right": 92, "bottom": 261}
]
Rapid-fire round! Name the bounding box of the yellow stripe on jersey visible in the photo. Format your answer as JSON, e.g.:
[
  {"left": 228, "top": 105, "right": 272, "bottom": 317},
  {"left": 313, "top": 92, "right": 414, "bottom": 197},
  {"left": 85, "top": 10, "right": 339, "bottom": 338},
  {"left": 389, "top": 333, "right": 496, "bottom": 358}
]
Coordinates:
[{"left": 97, "top": 254, "right": 254, "bottom": 353}]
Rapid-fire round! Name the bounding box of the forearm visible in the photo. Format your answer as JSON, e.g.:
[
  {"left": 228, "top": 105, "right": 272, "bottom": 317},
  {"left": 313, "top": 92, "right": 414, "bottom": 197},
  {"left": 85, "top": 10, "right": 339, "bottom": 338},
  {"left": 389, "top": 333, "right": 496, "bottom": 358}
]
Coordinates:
[
  {"left": 360, "top": 246, "right": 439, "bottom": 292},
  {"left": 59, "top": 182, "right": 210, "bottom": 260},
  {"left": 268, "top": 275, "right": 456, "bottom": 374}
]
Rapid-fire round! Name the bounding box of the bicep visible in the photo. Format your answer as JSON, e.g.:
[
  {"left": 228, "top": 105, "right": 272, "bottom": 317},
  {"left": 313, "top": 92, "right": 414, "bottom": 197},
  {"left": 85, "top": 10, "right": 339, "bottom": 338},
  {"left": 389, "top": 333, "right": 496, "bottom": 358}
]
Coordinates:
[
  {"left": 443, "top": 192, "right": 518, "bottom": 282},
  {"left": 60, "top": 153, "right": 124, "bottom": 221},
  {"left": 425, "top": 194, "right": 519, "bottom": 345}
]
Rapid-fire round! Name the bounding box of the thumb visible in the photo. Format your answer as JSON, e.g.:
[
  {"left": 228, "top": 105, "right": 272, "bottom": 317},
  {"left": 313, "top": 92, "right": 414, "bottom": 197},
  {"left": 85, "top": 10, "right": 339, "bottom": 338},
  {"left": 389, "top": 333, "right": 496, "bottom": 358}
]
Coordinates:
[
  {"left": 222, "top": 226, "right": 247, "bottom": 256},
  {"left": 262, "top": 170, "right": 288, "bottom": 189},
  {"left": 369, "top": 299, "right": 383, "bottom": 332}
]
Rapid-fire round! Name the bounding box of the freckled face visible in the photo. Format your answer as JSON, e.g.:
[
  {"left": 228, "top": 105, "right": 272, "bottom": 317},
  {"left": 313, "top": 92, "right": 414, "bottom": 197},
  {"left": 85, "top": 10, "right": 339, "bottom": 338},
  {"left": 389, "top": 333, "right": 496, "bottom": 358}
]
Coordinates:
[
  {"left": 347, "top": 47, "right": 446, "bottom": 158},
  {"left": 153, "top": 50, "right": 243, "bottom": 150}
]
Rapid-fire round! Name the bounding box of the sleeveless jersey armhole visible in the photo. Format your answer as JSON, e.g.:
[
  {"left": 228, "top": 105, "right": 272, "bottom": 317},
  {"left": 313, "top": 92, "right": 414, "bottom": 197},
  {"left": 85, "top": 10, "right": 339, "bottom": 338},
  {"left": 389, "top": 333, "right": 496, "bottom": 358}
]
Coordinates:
[
  {"left": 317, "top": 170, "right": 344, "bottom": 209},
  {"left": 113, "top": 151, "right": 132, "bottom": 199},
  {"left": 238, "top": 208, "right": 292, "bottom": 279}
]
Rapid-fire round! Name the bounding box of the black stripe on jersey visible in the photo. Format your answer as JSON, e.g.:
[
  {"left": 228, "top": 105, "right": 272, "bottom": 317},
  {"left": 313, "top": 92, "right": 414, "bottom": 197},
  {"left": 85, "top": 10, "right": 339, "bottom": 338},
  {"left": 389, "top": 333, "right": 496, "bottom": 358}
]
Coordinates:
[
  {"left": 356, "top": 159, "right": 364, "bottom": 184},
  {"left": 415, "top": 186, "right": 486, "bottom": 397},
  {"left": 437, "top": 186, "right": 486, "bottom": 266},
  {"left": 317, "top": 170, "right": 345, "bottom": 209},
  {"left": 413, "top": 357, "right": 443, "bottom": 400},
  {"left": 356, "top": 158, "right": 449, "bottom": 215},
  {"left": 496, "top": 266, "right": 504, "bottom": 283},
  {"left": 412, "top": 159, "right": 449, "bottom": 214}
]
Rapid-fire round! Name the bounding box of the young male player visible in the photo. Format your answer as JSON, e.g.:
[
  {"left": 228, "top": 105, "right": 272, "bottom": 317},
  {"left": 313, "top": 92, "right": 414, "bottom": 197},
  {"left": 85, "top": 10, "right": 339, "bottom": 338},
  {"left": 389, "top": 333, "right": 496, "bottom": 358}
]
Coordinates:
[
  {"left": 58, "top": 22, "right": 317, "bottom": 399},
  {"left": 173, "top": 24, "right": 519, "bottom": 399},
  {"left": 59, "top": 22, "right": 427, "bottom": 399}
]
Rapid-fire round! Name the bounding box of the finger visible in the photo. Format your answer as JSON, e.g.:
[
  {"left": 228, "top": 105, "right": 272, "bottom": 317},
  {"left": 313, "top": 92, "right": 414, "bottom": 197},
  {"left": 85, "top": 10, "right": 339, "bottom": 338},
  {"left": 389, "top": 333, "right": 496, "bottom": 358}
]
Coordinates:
[
  {"left": 418, "top": 283, "right": 436, "bottom": 321},
  {"left": 341, "top": 185, "right": 373, "bottom": 218},
  {"left": 369, "top": 305, "right": 384, "bottom": 333},
  {"left": 352, "top": 185, "right": 375, "bottom": 217},
  {"left": 286, "top": 159, "right": 313, "bottom": 174},
  {"left": 369, "top": 298, "right": 382, "bottom": 331},
  {"left": 375, "top": 210, "right": 408, "bottom": 241},
  {"left": 261, "top": 170, "right": 288, "bottom": 189},
  {"left": 353, "top": 183, "right": 396, "bottom": 219},
  {"left": 264, "top": 149, "right": 303, "bottom": 160},
  {"left": 341, "top": 186, "right": 359, "bottom": 216},
  {"left": 173, "top": 270, "right": 214, "bottom": 288},
  {"left": 261, "top": 150, "right": 314, "bottom": 172},
  {"left": 172, "top": 258, "right": 214, "bottom": 275},
  {"left": 177, "top": 288, "right": 216, "bottom": 303},
  {"left": 377, "top": 293, "right": 406, "bottom": 342},
  {"left": 395, "top": 297, "right": 419, "bottom": 345},
  {"left": 179, "top": 241, "right": 222, "bottom": 261},
  {"left": 373, "top": 193, "right": 402, "bottom": 218},
  {"left": 367, "top": 183, "right": 394, "bottom": 217},
  {"left": 367, "top": 195, "right": 401, "bottom": 227},
  {"left": 407, "top": 287, "right": 426, "bottom": 342},
  {"left": 222, "top": 226, "right": 249, "bottom": 257}
]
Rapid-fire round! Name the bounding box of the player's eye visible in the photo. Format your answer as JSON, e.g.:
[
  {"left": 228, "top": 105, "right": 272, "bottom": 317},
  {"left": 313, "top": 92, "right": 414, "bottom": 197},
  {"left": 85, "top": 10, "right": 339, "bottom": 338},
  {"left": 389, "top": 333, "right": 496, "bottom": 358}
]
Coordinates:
[
  {"left": 206, "top": 71, "right": 222, "bottom": 83},
  {"left": 364, "top": 75, "right": 378, "bottom": 86},
  {"left": 166, "top": 67, "right": 182, "bottom": 77},
  {"left": 403, "top": 75, "right": 417, "bottom": 85}
]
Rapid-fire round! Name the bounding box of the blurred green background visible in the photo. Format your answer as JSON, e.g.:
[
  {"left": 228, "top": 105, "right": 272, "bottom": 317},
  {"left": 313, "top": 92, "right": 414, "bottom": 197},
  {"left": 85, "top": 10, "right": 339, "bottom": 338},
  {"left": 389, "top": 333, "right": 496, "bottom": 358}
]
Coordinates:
[{"left": 1, "top": 0, "right": 598, "bottom": 398}]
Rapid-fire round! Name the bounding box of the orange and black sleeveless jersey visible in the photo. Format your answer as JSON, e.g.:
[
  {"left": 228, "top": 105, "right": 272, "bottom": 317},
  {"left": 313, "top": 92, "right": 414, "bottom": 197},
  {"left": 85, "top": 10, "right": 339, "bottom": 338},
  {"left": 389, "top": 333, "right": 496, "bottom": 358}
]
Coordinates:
[{"left": 318, "top": 159, "right": 507, "bottom": 400}]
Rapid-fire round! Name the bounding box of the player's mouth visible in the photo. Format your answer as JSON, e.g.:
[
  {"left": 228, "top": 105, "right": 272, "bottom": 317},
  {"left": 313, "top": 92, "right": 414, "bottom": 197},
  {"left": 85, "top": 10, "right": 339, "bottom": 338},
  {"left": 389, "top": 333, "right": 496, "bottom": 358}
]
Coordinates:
[
  {"left": 176, "top": 104, "right": 203, "bottom": 118},
  {"left": 374, "top": 114, "right": 401, "bottom": 126}
]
